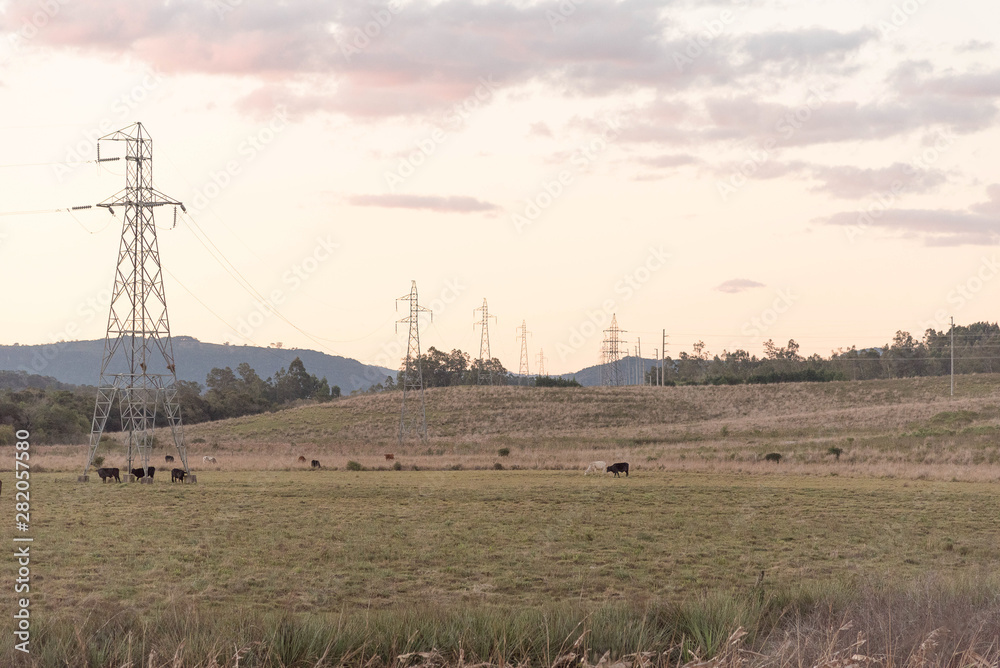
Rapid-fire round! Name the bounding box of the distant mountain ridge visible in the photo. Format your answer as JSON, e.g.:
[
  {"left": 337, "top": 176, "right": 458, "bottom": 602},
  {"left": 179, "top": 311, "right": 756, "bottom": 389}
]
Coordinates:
[{"left": 0, "top": 336, "right": 395, "bottom": 394}]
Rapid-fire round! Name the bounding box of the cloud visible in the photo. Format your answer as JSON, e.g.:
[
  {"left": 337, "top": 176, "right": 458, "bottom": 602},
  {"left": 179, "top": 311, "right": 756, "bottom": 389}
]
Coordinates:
[
  {"left": 1, "top": 0, "right": 885, "bottom": 122},
  {"left": 824, "top": 185, "right": 1000, "bottom": 246},
  {"left": 715, "top": 278, "right": 765, "bottom": 293},
  {"left": 807, "top": 163, "right": 947, "bottom": 199},
  {"left": 348, "top": 194, "right": 499, "bottom": 213}
]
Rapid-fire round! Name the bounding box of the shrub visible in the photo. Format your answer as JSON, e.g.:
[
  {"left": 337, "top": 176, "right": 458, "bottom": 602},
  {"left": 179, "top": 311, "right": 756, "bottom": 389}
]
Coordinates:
[
  {"left": 498, "top": 447, "right": 511, "bottom": 457},
  {"left": 393, "top": 461, "right": 402, "bottom": 471},
  {"left": 0, "top": 425, "right": 15, "bottom": 446},
  {"left": 493, "top": 462, "right": 504, "bottom": 470},
  {"left": 450, "top": 463, "right": 463, "bottom": 471},
  {"left": 346, "top": 460, "right": 363, "bottom": 471},
  {"left": 92, "top": 455, "right": 105, "bottom": 468}
]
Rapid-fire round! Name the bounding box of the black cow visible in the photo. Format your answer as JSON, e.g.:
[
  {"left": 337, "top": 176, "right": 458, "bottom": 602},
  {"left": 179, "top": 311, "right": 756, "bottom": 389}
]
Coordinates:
[
  {"left": 165, "top": 455, "right": 175, "bottom": 463},
  {"left": 606, "top": 462, "right": 629, "bottom": 477},
  {"left": 311, "top": 460, "right": 321, "bottom": 469},
  {"left": 171, "top": 468, "right": 186, "bottom": 483},
  {"left": 131, "top": 466, "right": 156, "bottom": 480},
  {"left": 764, "top": 452, "right": 782, "bottom": 463},
  {"left": 96, "top": 467, "right": 121, "bottom": 483}
]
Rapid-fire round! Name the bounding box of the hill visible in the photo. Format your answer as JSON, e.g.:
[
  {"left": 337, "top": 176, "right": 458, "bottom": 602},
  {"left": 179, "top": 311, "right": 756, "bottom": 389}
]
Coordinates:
[
  {"left": 0, "top": 336, "right": 394, "bottom": 394},
  {"left": 163, "top": 373, "right": 1000, "bottom": 478}
]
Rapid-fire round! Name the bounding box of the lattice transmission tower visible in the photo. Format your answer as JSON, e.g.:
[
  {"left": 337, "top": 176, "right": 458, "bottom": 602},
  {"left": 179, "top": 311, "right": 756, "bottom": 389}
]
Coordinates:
[
  {"left": 473, "top": 298, "right": 497, "bottom": 385},
  {"left": 397, "top": 280, "right": 432, "bottom": 442},
  {"left": 536, "top": 348, "right": 546, "bottom": 377},
  {"left": 82, "top": 122, "right": 191, "bottom": 483},
  {"left": 600, "top": 314, "right": 627, "bottom": 387},
  {"left": 516, "top": 320, "right": 531, "bottom": 382}
]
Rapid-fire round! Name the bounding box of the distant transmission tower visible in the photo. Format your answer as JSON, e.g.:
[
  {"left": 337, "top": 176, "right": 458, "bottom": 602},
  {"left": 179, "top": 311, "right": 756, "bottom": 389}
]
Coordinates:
[
  {"left": 536, "top": 348, "right": 546, "bottom": 377},
  {"left": 397, "top": 280, "right": 432, "bottom": 442},
  {"left": 82, "top": 122, "right": 191, "bottom": 483},
  {"left": 601, "top": 314, "right": 627, "bottom": 387},
  {"left": 516, "top": 320, "right": 531, "bottom": 382},
  {"left": 473, "top": 298, "right": 497, "bottom": 385}
]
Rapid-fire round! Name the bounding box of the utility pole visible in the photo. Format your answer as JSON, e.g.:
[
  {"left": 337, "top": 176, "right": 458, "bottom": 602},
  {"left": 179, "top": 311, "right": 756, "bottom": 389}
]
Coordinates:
[
  {"left": 473, "top": 298, "right": 497, "bottom": 385},
  {"left": 516, "top": 320, "right": 531, "bottom": 384},
  {"left": 601, "top": 314, "right": 627, "bottom": 386},
  {"left": 951, "top": 316, "right": 955, "bottom": 397},
  {"left": 397, "top": 280, "right": 432, "bottom": 442},
  {"left": 82, "top": 122, "right": 190, "bottom": 483},
  {"left": 637, "top": 337, "right": 642, "bottom": 385},
  {"left": 661, "top": 329, "right": 668, "bottom": 387}
]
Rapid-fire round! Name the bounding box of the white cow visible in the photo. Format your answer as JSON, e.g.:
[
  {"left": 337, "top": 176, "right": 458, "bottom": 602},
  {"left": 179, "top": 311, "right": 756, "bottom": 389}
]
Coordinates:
[
  {"left": 584, "top": 460, "right": 607, "bottom": 475},
  {"left": 203, "top": 456, "right": 218, "bottom": 464}
]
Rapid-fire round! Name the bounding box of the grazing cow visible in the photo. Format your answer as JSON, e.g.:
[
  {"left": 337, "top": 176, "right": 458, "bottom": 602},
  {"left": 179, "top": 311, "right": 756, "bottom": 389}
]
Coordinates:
[
  {"left": 384, "top": 453, "right": 395, "bottom": 461},
  {"left": 297, "top": 455, "right": 307, "bottom": 463},
  {"left": 131, "top": 466, "right": 156, "bottom": 480},
  {"left": 311, "top": 460, "right": 321, "bottom": 469},
  {"left": 203, "top": 456, "right": 217, "bottom": 464},
  {"left": 584, "top": 460, "right": 607, "bottom": 475},
  {"left": 764, "top": 452, "right": 782, "bottom": 463},
  {"left": 165, "top": 455, "right": 175, "bottom": 463},
  {"left": 171, "top": 468, "right": 186, "bottom": 483},
  {"left": 96, "top": 467, "right": 121, "bottom": 483},
  {"left": 606, "top": 462, "right": 629, "bottom": 477}
]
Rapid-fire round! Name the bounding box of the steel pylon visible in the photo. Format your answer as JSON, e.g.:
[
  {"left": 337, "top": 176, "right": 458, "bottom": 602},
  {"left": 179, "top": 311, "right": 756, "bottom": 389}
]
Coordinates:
[
  {"left": 82, "top": 122, "right": 190, "bottom": 481},
  {"left": 397, "top": 280, "right": 431, "bottom": 442},
  {"left": 601, "top": 314, "right": 627, "bottom": 387}
]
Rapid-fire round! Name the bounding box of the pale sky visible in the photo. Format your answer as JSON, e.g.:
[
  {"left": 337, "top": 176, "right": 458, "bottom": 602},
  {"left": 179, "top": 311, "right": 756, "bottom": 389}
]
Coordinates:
[{"left": 2, "top": 0, "right": 999, "bottom": 376}]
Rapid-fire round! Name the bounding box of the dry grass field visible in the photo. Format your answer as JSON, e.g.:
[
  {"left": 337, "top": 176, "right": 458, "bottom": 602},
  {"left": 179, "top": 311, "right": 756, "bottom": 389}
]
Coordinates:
[
  {"left": 29, "top": 373, "right": 1000, "bottom": 481},
  {"left": 5, "top": 376, "right": 1000, "bottom": 666}
]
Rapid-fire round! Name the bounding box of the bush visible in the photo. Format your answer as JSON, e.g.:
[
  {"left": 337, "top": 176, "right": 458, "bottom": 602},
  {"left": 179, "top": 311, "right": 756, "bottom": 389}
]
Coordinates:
[
  {"left": 393, "top": 461, "right": 403, "bottom": 471},
  {"left": 346, "top": 460, "right": 363, "bottom": 471},
  {"left": 493, "top": 462, "right": 504, "bottom": 470},
  {"left": 498, "top": 447, "right": 511, "bottom": 457},
  {"left": 92, "top": 455, "right": 105, "bottom": 468},
  {"left": 0, "top": 425, "right": 15, "bottom": 446},
  {"left": 450, "top": 463, "right": 463, "bottom": 471}
]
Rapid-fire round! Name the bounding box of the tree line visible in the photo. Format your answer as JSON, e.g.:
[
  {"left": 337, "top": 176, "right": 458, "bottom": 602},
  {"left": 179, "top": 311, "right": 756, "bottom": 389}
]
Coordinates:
[
  {"left": 650, "top": 322, "right": 1000, "bottom": 385},
  {"left": 0, "top": 357, "right": 338, "bottom": 445}
]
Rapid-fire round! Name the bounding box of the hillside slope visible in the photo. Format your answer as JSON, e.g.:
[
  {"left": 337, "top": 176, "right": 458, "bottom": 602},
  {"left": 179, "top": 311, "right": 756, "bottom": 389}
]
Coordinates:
[
  {"left": 185, "top": 374, "right": 1000, "bottom": 462},
  {"left": 0, "top": 336, "right": 394, "bottom": 393}
]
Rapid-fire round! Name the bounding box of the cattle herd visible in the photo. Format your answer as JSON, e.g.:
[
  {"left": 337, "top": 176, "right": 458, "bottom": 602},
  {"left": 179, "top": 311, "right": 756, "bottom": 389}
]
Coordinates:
[
  {"left": 95, "top": 453, "right": 636, "bottom": 482},
  {"left": 95, "top": 464, "right": 189, "bottom": 483}
]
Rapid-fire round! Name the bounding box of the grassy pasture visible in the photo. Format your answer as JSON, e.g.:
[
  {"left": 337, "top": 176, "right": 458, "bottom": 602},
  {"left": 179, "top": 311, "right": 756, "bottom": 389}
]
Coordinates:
[{"left": 4, "top": 468, "right": 1000, "bottom": 665}]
